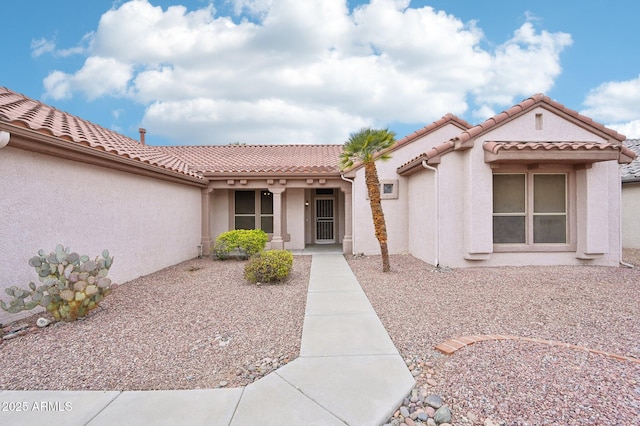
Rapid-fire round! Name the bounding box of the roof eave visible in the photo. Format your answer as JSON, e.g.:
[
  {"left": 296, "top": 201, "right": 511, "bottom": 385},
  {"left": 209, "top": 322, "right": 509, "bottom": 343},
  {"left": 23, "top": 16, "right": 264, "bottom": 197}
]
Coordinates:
[{"left": 2, "top": 124, "right": 206, "bottom": 187}]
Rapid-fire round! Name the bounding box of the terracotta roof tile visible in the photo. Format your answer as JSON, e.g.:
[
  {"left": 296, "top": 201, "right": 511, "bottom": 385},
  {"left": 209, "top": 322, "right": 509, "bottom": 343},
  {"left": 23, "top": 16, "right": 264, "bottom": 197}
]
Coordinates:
[
  {"left": 0, "top": 87, "right": 202, "bottom": 179},
  {"left": 483, "top": 141, "right": 624, "bottom": 154},
  {"left": 397, "top": 94, "right": 629, "bottom": 175},
  {"left": 387, "top": 113, "right": 472, "bottom": 154},
  {"left": 343, "top": 114, "right": 471, "bottom": 173},
  {"left": 454, "top": 93, "right": 626, "bottom": 147},
  {"left": 484, "top": 141, "right": 635, "bottom": 165},
  {"left": 622, "top": 139, "right": 640, "bottom": 182},
  {"left": 159, "top": 144, "right": 344, "bottom": 175}
]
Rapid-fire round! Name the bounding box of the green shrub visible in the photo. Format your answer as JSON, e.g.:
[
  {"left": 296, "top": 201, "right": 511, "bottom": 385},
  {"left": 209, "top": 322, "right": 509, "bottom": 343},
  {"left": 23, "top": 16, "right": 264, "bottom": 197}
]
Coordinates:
[
  {"left": 1, "top": 245, "right": 115, "bottom": 322},
  {"left": 213, "top": 229, "right": 268, "bottom": 260},
  {"left": 244, "top": 250, "right": 294, "bottom": 284}
]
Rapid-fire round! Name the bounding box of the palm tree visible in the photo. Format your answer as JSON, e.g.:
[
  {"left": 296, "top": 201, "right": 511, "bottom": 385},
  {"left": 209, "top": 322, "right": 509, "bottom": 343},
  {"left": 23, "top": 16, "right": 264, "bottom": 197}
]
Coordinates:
[{"left": 339, "top": 127, "right": 396, "bottom": 272}]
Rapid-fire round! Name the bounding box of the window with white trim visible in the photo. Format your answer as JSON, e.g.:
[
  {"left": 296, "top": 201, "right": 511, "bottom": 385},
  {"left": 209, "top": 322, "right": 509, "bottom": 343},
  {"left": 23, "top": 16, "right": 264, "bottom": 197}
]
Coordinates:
[
  {"left": 493, "top": 173, "right": 567, "bottom": 245},
  {"left": 234, "top": 190, "right": 273, "bottom": 232}
]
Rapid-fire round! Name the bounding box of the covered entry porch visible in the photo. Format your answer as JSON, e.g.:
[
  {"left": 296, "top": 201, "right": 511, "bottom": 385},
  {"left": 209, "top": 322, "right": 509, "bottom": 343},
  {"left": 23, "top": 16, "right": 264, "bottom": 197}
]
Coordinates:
[{"left": 201, "top": 177, "right": 353, "bottom": 255}]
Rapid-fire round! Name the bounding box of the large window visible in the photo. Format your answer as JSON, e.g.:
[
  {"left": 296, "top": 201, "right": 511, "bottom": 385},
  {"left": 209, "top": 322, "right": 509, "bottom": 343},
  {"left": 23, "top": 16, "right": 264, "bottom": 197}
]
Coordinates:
[
  {"left": 234, "top": 190, "right": 273, "bottom": 232},
  {"left": 493, "top": 173, "right": 567, "bottom": 245}
]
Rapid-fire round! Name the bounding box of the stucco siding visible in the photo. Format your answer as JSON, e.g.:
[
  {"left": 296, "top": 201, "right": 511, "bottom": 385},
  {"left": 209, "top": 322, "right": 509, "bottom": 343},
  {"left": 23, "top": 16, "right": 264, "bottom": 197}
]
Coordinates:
[
  {"left": 622, "top": 183, "right": 640, "bottom": 248},
  {"left": 407, "top": 171, "right": 437, "bottom": 266},
  {"left": 435, "top": 153, "right": 466, "bottom": 267},
  {"left": 285, "top": 188, "right": 305, "bottom": 250},
  {"left": 211, "top": 189, "right": 231, "bottom": 242},
  {"left": 485, "top": 107, "right": 610, "bottom": 143},
  {"left": 351, "top": 123, "right": 464, "bottom": 255},
  {"left": 0, "top": 147, "right": 201, "bottom": 323}
]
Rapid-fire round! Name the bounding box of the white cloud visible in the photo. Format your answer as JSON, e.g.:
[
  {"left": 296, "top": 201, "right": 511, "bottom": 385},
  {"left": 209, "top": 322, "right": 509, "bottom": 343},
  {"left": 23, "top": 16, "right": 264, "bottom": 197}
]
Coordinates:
[
  {"left": 43, "top": 57, "right": 132, "bottom": 100},
  {"left": 580, "top": 75, "right": 640, "bottom": 139},
  {"left": 581, "top": 75, "right": 640, "bottom": 122},
  {"left": 43, "top": 71, "right": 72, "bottom": 100},
  {"left": 473, "top": 22, "right": 572, "bottom": 109},
  {"left": 31, "top": 38, "right": 56, "bottom": 58},
  {"left": 42, "top": 0, "right": 574, "bottom": 145},
  {"left": 608, "top": 120, "right": 640, "bottom": 139}
]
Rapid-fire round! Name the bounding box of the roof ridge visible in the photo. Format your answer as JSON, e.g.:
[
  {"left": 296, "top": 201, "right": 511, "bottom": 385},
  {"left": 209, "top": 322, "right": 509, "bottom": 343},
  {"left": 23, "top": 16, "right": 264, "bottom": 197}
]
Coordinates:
[{"left": 453, "top": 93, "right": 626, "bottom": 147}]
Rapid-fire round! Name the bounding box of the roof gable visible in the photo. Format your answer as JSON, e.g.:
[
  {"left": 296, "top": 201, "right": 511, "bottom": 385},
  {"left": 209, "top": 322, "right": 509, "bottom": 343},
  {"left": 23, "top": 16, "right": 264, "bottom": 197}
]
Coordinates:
[
  {"left": 398, "top": 94, "right": 629, "bottom": 175},
  {"left": 453, "top": 93, "right": 626, "bottom": 148},
  {"left": 343, "top": 114, "right": 471, "bottom": 173}
]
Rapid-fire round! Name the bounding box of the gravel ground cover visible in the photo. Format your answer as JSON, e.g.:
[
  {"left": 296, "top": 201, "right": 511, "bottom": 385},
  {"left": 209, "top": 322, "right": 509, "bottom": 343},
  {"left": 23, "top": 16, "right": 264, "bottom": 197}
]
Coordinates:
[
  {"left": 0, "top": 256, "right": 310, "bottom": 391},
  {"left": 347, "top": 251, "right": 640, "bottom": 426},
  {"left": 2, "top": 250, "right": 639, "bottom": 425}
]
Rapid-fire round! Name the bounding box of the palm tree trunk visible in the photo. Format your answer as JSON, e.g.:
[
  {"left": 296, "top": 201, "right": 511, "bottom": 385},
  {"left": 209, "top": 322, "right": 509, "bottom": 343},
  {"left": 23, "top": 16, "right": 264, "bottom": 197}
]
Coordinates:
[{"left": 364, "top": 162, "right": 391, "bottom": 272}]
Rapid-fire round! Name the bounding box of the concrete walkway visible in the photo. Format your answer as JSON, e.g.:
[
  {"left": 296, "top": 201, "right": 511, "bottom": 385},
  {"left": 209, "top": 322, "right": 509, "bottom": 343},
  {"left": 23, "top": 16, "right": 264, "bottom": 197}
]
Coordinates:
[{"left": 0, "top": 254, "right": 414, "bottom": 426}]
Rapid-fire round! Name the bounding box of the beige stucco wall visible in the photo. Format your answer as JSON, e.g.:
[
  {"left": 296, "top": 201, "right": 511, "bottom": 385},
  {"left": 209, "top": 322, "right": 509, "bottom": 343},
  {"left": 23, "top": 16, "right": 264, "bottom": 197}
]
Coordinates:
[
  {"left": 406, "top": 170, "right": 437, "bottom": 265},
  {"left": 210, "top": 189, "right": 231, "bottom": 243},
  {"left": 352, "top": 124, "right": 466, "bottom": 255},
  {"left": 405, "top": 106, "right": 623, "bottom": 268},
  {"left": 284, "top": 188, "right": 306, "bottom": 250},
  {"left": 0, "top": 147, "right": 202, "bottom": 323},
  {"left": 622, "top": 183, "right": 640, "bottom": 248}
]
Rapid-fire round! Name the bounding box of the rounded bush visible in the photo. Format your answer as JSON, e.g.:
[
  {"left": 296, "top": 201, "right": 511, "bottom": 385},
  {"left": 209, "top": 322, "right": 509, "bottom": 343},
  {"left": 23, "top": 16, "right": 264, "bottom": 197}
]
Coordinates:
[
  {"left": 213, "top": 229, "right": 268, "bottom": 260},
  {"left": 244, "top": 250, "right": 294, "bottom": 284}
]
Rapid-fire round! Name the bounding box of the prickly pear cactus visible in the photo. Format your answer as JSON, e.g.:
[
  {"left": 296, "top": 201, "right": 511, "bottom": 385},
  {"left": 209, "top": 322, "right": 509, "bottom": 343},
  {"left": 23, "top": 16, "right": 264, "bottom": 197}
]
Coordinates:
[{"left": 1, "top": 245, "right": 115, "bottom": 322}]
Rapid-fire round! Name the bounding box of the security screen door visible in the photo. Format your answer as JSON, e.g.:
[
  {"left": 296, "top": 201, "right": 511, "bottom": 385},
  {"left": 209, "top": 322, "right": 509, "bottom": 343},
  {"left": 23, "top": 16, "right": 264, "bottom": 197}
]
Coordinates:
[{"left": 314, "top": 197, "right": 335, "bottom": 243}]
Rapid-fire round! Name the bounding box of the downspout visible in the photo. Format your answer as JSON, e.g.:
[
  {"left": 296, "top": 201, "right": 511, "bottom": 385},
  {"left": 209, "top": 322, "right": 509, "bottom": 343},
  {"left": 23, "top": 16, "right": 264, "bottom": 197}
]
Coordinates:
[
  {"left": 421, "top": 161, "right": 439, "bottom": 267},
  {"left": 340, "top": 173, "right": 355, "bottom": 254}
]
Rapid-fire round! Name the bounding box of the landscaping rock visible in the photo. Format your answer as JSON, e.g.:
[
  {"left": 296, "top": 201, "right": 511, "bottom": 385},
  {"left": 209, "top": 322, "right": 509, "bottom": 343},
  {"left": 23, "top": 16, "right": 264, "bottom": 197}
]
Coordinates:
[
  {"left": 425, "top": 394, "right": 443, "bottom": 409},
  {"left": 36, "top": 317, "right": 50, "bottom": 328},
  {"left": 434, "top": 406, "right": 452, "bottom": 424}
]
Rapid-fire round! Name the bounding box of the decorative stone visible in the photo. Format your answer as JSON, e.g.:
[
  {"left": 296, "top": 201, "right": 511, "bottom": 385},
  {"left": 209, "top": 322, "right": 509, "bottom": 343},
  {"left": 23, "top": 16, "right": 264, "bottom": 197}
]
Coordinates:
[
  {"left": 426, "top": 378, "right": 438, "bottom": 387},
  {"left": 434, "top": 406, "right": 452, "bottom": 424},
  {"left": 425, "top": 394, "right": 443, "bottom": 409},
  {"left": 400, "top": 406, "right": 410, "bottom": 418},
  {"left": 405, "top": 418, "right": 415, "bottom": 426},
  {"left": 218, "top": 381, "right": 228, "bottom": 387},
  {"left": 417, "top": 412, "right": 429, "bottom": 421},
  {"left": 36, "top": 317, "right": 50, "bottom": 328}
]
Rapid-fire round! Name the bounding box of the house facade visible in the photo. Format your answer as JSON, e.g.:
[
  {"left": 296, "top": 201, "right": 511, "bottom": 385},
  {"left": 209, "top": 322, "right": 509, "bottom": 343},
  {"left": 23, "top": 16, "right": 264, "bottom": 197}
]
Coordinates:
[
  {"left": 621, "top": 139, "right": 640, "bottom": 248},
  {"left": 344, "top": 94, "right": 634, "bottom": 267},
  {"left": 0, "top": 87, "right": 633, "bottom": 320}
]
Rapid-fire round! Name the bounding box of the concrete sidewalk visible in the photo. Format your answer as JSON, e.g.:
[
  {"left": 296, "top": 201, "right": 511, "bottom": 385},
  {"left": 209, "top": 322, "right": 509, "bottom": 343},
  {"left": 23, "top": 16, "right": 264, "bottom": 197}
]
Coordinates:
[{"left": 0, "top": 254, "right": 414, "bottom": 426}]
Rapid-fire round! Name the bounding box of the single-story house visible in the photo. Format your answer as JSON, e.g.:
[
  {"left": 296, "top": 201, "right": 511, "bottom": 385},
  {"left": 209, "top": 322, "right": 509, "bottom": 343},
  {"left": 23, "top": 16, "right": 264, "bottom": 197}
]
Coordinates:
[
  {"left": 0, "top": 87, "right": 634, "bottom": 320},
  {"left": 621, "top": 139, "right": 640, "bottom": 248}
]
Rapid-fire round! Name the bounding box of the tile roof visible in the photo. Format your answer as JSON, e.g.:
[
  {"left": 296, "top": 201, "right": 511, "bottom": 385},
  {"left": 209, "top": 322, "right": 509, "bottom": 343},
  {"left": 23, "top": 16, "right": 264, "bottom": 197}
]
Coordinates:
[
  {"left": 384, "top": 113, "right": 471, "bottom": 155},
  {"left": 397, "top": 94, "right": 629, "bottom": 175},
  {"left": 453, "top": 93, "right": 626, "bottom": 147},
  {"left": 159, "top": 144, "right": 344, "bottom": 175},
  {"left": 484, "top": 141, "right": 629, "bottom": 154},
  {"left": 342, "top": 114, "right": 472, "bottom": 173},
  {"left": 484, "top": 141, "right": 635, "bottom": 165},
  {"left": 622, "top": 139, "right": 640, "bottom": 182},
  {"left": 0, "top": 87, "right": 202, "bottom": 180}
]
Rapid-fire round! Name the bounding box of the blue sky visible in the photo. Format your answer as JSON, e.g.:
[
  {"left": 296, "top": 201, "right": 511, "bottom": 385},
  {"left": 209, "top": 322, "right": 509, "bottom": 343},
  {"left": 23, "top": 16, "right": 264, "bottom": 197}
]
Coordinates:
[{"left": 2, "top": 0, "right": 639, "bottom": 146}]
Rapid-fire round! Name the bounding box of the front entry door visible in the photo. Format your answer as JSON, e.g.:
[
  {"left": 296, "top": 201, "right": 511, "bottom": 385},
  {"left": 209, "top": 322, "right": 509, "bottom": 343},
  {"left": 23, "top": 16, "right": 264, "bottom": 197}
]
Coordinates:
[{"left": 315, "top": 197, "right": 335, "bottom": 243}]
